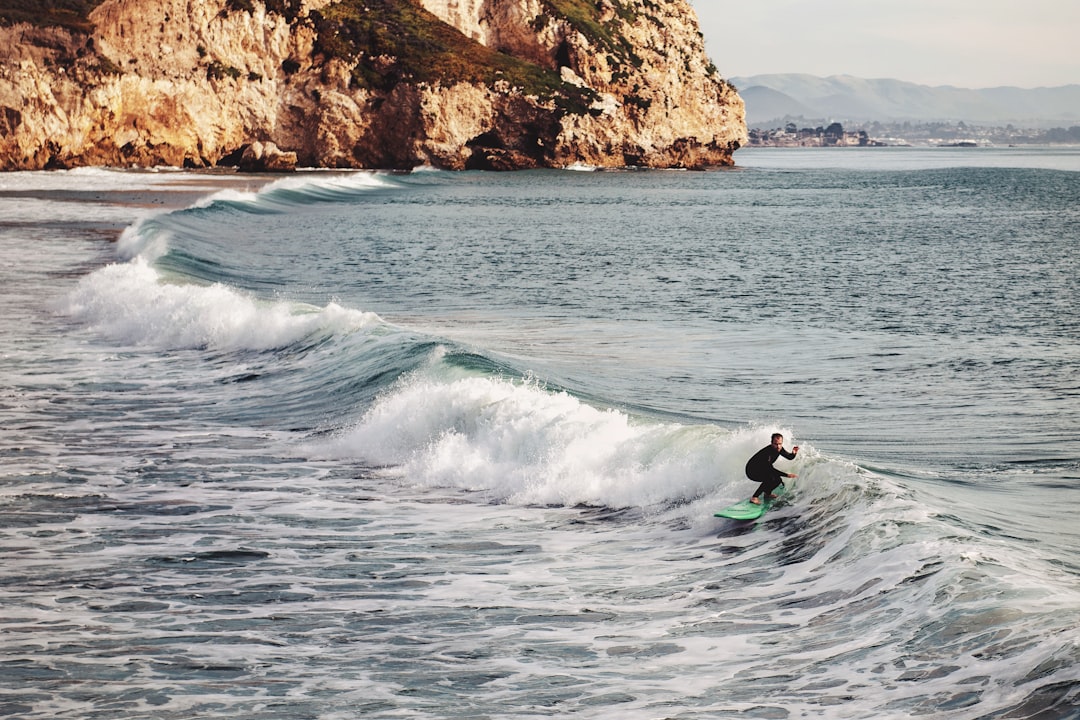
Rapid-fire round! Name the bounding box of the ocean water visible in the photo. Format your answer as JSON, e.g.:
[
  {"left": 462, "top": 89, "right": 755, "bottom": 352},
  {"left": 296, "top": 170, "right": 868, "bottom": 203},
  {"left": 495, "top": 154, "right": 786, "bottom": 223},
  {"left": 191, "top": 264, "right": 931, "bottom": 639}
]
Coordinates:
[{"left": 1, "top": 147, "right": 1078, "bottom": 719}]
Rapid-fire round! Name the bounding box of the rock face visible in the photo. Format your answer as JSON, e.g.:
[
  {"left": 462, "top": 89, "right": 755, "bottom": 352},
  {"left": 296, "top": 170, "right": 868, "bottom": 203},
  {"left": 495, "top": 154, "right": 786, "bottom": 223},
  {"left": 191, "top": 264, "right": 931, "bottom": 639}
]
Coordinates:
[
  {"left": 0, "top": 0, "right": 746, "bottom": 170},
  {"left": 239, "top": 140, "right": 298, "bottom": 171}
]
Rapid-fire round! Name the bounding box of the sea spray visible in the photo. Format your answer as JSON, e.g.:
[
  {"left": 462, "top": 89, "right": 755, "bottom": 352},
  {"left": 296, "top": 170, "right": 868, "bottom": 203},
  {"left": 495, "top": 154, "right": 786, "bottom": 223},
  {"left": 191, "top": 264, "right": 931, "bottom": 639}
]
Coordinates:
[
  {"left": 63, "top": 257, "right": 380, "bottom": 351},
  {"left": 321, "top": 368, "right": 805, "bottom": 508}
]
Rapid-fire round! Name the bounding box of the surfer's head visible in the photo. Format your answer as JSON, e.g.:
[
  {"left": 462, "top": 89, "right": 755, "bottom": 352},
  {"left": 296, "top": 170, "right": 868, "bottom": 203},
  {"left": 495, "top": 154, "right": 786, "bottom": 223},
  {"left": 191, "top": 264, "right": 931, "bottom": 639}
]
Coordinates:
[{"left": 771, "top": 433, "right": 784, "bottom": 448}]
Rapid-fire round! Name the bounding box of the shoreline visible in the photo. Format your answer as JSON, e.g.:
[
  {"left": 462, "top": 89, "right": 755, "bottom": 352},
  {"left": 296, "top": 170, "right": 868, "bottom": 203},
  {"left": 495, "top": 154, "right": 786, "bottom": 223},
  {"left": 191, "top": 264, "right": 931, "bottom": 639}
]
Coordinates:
[{"left": 1, "top": 143, "right": 1079, "bottom": 177}]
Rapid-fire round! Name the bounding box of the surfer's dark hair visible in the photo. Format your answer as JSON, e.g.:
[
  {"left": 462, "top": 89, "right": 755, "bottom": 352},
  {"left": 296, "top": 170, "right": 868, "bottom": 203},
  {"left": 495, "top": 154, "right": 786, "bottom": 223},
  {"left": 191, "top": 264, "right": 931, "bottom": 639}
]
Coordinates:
[{"left": 771, "top": 433, "right": 783, "bottom": 442}]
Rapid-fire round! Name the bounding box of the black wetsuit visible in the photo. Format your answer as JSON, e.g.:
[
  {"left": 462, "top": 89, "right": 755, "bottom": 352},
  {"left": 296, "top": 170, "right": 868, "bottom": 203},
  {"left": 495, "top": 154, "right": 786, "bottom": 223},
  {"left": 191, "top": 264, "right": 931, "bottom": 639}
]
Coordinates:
[{"left": 745, "top": 444, "right": 797, "bottom": 499}]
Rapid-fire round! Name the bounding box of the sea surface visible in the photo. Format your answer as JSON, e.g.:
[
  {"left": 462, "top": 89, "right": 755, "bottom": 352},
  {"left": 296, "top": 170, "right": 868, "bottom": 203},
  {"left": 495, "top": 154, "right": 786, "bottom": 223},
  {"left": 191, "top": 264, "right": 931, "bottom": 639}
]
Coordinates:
[{"left": 1, "top": 146, "right": 1078, "bottom": 719}]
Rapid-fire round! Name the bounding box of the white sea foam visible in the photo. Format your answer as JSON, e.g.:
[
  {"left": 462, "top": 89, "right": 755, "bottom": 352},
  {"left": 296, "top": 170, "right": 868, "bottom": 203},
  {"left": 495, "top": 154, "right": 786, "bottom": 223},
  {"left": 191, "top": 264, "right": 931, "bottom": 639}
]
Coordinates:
[
  {"left": 62, "top": 257, "right": 381, "bottom": 351},
  {"left": 66, "top": 170, "right": 396, "bottom": 348},
  {"left": 321, "top": 370, "right": 801, "bottom": 508}
]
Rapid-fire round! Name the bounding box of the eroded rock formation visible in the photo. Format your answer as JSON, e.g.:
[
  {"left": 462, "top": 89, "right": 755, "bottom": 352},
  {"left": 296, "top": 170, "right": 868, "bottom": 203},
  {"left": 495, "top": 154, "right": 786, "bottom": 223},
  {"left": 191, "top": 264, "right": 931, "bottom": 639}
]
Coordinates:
[{"left": 0, "top": 0, "right": 746, "bottom": 170}]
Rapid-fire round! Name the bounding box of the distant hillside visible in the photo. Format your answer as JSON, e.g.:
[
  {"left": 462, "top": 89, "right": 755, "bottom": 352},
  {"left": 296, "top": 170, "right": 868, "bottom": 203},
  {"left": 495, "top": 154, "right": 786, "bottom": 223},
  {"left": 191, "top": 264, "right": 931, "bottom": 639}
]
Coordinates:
[{"left": 731, "top": 74, "right": 1080, "bottom": 129}]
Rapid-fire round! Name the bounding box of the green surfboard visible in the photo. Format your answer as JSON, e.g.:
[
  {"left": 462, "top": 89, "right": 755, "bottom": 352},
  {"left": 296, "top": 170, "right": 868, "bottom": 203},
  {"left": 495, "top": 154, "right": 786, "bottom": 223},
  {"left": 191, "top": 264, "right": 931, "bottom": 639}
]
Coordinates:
[{"left": 714, "top": 484, "right": 788, "bottom": 520}]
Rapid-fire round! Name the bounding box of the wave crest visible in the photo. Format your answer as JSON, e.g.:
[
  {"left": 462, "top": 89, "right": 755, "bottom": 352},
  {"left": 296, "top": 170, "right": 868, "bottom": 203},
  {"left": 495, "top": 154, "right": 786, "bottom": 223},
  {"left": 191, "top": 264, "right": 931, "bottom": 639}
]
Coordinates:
[
  {"left": 321, "top": 371, "right": 795, "bottom": 508},
  {"left": 63, "top": 258, "right": 381, "bottom": 351}
]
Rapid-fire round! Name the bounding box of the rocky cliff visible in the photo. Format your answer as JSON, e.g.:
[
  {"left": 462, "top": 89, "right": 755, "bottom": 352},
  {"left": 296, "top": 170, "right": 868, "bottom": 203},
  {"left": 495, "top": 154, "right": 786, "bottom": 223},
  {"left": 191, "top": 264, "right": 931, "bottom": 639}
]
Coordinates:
[{"left": 0, "top": 0, "right": 746, "bottom": 170}]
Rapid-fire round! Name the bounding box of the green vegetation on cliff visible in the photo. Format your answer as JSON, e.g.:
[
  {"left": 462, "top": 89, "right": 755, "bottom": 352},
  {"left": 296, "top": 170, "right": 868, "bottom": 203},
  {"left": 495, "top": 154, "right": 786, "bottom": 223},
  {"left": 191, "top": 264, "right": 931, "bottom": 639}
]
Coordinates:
[
  {"left": 1, "top": 0, "right": 599, "bottom": 111},
  {"left": 225, "top": 0, "right": 304, "bottom": 23},
  {"left": 312, "top": 0, "right": 592, "bottom": 109},
  {"left": 538, "top": 0, "right": 642, "bottom": 70},
  {"left": 0, "top": 0, "right": 105, "bottom": 32},
  {"left": 540, "top": 0, "right": 635, "bottom": 48}
]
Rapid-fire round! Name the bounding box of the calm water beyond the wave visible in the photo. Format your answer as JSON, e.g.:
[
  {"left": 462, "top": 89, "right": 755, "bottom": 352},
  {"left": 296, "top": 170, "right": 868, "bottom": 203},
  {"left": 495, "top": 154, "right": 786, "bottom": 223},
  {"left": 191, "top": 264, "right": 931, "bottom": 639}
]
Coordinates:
[{"left": 1, "top": 147, "right": 1078, "bottom": 719}]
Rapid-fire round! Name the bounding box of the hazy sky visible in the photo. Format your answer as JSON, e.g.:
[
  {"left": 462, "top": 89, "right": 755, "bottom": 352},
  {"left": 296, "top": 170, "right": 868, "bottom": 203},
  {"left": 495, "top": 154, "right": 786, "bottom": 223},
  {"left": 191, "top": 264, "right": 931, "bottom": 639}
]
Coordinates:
[{"left": 690, "top": 0, "right": 1080, "bottom": 89}]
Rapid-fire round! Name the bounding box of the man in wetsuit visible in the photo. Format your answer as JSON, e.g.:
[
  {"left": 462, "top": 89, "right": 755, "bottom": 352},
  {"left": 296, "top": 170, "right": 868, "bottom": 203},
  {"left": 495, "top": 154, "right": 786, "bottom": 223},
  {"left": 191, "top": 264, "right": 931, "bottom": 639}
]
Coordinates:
[{"left": 746, "top": 433, "right": 799, "bottom": 504}]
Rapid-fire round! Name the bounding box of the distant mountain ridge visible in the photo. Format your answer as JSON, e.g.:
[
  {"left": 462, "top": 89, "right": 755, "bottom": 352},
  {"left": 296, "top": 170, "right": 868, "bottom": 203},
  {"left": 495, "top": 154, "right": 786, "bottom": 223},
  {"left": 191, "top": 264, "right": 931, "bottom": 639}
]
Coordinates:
[{"left": 731, "top": 74, "right": 1080, "bottom": 128}]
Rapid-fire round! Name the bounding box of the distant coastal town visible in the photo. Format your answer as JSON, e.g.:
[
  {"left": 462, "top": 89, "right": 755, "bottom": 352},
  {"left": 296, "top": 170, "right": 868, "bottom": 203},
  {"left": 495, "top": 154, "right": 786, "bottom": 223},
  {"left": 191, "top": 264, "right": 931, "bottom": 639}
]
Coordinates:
[{"left": 747, "top": 121, "right": 1080, "bottom": 147}]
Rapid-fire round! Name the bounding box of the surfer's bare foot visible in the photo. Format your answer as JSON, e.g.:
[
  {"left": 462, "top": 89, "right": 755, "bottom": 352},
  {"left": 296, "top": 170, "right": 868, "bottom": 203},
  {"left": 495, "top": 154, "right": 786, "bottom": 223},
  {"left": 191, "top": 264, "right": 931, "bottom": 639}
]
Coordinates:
[
  {"left": 750, "top": 497, "right": 761, "bottom": 505},
  {"left": 767, "top": 493, "right": 779, "bottom": 500}
]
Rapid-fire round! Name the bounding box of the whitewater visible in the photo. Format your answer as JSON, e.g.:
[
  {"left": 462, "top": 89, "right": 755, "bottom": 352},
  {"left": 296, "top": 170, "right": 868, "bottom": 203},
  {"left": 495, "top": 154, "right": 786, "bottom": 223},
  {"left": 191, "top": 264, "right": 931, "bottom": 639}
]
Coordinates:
[{"left": 1, "top": 148, "right": 1078, "bottom": 719}]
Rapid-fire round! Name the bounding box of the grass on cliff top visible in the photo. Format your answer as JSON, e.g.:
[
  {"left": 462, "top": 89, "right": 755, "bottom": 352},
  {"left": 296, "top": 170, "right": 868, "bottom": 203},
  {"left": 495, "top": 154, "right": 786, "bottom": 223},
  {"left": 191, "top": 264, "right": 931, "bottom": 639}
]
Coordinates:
[
  {"left": 313, "top": 0, "right": 590, "bottom": 105},
  {"left": 540, "top": 0, "right": 639, "bottom": 62},
  {"left": 0, "top": 0, "right": 106, "bottom": 32},
  {"left": 541, "top": 0, "right": 633, "bottom": 46}
]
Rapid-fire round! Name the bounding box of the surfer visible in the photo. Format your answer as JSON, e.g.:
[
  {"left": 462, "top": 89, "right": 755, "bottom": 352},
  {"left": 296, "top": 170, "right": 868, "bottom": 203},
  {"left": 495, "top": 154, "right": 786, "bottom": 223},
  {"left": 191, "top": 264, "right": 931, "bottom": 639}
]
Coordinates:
[{"left": 746, "top": 433, "right": 798, "bottom": 504}]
